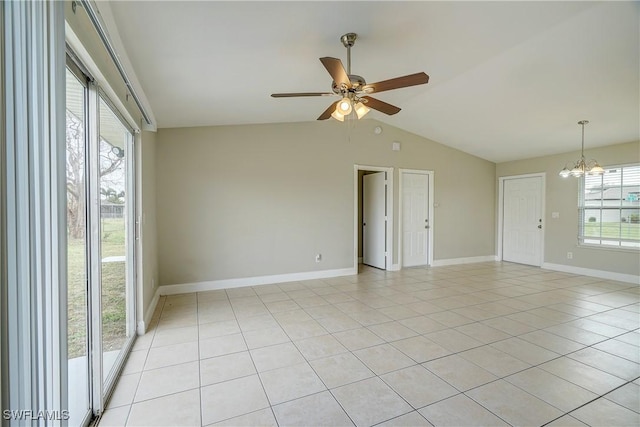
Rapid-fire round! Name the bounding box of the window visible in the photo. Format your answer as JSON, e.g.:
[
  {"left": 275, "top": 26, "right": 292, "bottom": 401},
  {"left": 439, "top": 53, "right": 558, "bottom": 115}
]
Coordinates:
[{"left": 580, "top": 164, "right": 640, "bottom": 248}]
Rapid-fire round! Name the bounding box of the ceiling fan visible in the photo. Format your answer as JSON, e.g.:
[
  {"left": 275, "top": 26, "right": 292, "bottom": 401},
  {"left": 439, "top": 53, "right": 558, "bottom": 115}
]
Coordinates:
[{"left": 271, "top": 33, "right": 430, "bottom": 121}]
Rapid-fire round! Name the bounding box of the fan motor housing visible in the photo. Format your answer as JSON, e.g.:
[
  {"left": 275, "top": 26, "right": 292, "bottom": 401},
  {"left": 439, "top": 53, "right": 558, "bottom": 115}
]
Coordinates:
[{"left": 332, "top": 74, "right": 367, "bottom": 94}]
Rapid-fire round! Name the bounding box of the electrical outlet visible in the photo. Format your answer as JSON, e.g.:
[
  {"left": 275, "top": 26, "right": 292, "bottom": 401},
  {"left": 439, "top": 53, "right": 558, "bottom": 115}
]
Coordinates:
[
  {"left": 315, "top": 254, "right": 322, "bottom": 263},
  {"left": 567, "top": 252, "right": 573, "bottom": 259}
]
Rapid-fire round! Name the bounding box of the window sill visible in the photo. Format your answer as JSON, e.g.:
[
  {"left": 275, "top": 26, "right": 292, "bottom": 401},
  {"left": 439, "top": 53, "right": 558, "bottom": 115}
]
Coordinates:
[{"left": 577, "top": 243, "right": 640, "bottom": 253}]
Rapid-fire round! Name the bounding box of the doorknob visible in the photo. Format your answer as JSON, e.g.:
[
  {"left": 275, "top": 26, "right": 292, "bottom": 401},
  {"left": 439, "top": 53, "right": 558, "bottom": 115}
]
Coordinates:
[
  {"left": 425, "top": 225, "right": 430, "bottom": 229},
  {"left": 538, "top": 225, "right": 542, "bottom": 229}
]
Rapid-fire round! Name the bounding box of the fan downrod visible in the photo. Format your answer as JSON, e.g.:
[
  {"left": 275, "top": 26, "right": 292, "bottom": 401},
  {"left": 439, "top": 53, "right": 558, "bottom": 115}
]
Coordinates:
[{"left": 334, "top": 32, "right": 363, "bottom": 93}]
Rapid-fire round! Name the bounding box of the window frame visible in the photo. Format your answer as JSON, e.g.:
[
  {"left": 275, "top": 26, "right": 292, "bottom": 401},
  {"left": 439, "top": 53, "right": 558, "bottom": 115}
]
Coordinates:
[{"left": 578, "top": 163, "right": 640, "bottom": 250}]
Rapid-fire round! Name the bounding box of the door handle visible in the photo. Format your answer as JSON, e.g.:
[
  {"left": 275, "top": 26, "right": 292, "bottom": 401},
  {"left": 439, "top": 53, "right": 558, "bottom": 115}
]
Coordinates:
[
  {"left": 538, "top": 225, "right": 542, "bottom": 229},
  {"left": 425, "top": 225, "right": 430, "bottom": 229}
]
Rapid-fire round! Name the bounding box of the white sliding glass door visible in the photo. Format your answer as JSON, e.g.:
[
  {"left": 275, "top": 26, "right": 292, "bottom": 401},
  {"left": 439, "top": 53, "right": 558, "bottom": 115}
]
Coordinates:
[
  {"left": 98, "top": 95, "right": 136, "bottom": 391},
  {"left": 65, "top": 60, "right": 137, "bottom": 425}
]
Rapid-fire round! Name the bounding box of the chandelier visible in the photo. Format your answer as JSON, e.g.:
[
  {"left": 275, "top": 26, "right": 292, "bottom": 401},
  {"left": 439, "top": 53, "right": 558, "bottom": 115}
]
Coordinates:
[{"left": 559, "top": 120, "right": 604, "bottom": 178}]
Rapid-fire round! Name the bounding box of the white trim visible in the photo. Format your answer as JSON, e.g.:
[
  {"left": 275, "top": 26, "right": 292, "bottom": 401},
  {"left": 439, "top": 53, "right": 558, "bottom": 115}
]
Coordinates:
[
  {"left": 577, "top": 242, "right": 640, "bottom": 254},
  {"left": 137, "top": 287, "right": 160, "bottom": 335},
  {"left": 399, "top": 168, "right": 434, "bottom": 268},
  {"left": 65, "top": 24, "right": 140, "bottom": 132},
  {"left": 354, "top": 165, "right": 394, "bottom": 272},
  {"left": 0, "top": 1, "right": 4, "bottom": 410},
  {"left": 135, "top": 132, "right": 145, "bottom": 335},
  {"left": 125, "top": 132, "right": 137, "bottom": 338},
  {"left": 87, "top": 1, "right": 156, "bottom": 129},
  {"left": 541, "top": 262, "right": 640, "bottom": 285},
  {"left": 431, "top": 255, "right": 499, "bottom": 267},
  {"left": 390, "top": 263, "right": 401, "bottom": 271},
  {"left": 87, "top": 80, "right": 104, "bottom": 414},
  {"left": 498, "top": 172, "right": 546, "bottom": 266},
  {"left": 159, "top": 267, "right": 357, "bottom": 296}
]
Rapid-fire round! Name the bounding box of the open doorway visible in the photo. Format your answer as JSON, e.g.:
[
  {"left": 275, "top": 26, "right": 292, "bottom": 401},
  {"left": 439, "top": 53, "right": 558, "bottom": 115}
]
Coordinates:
[{"left": 354, "top": 165, "right": 394, "bottom": 272}]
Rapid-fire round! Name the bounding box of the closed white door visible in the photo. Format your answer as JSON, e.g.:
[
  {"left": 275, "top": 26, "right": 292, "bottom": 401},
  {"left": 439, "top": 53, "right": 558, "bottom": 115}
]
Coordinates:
[
  {"left": 503, "top": 176, "right": 543, "bottom": 266},
  {"left": 363, "top": 172, "right": 386, "bottom": 269},
  {"left": 402, "top": 172, "right": 429, "bottom": 267}
]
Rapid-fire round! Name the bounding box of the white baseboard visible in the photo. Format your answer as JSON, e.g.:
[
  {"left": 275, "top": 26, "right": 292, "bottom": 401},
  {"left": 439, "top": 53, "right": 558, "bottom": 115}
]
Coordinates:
[
  {"left": 541, "top": 262, "right": 640, "bottom": 285},
  {"left": 137, "top": 287, "right": 160, "bottom": 335},
  {"left": 390, "top": 263, "right": 401, "bottom": 271},
  {"left": 159, "top": 267, "right": 357, "bottom": 296},
  {"left": 431, "top": 255, "right": 498, "bottom": 267}
]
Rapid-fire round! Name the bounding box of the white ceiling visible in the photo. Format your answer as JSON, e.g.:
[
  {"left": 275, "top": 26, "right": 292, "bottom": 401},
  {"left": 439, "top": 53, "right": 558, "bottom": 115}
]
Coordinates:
[{"left": 106, "top": 1, "right": 639, "bottom": 163}]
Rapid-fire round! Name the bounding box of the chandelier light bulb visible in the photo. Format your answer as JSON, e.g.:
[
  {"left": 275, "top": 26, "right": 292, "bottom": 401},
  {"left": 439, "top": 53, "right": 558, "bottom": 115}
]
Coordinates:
[
  {"left": 559, "top": 166, "right": 571, "bottom": 178},
  {"left": 589, "top": 163, "right": 605, "bottom": 175},
  {"left": 570, "top": 165, "right": 585, "bottom": 177},
  {"left": 337, "top": 97, "right": 353, "bottom": 115}
]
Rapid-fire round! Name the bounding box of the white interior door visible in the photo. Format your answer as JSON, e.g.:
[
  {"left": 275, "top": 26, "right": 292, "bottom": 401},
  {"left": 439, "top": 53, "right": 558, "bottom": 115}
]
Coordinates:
[
  {"left": 363, "top": 172, "right": 386, "bottom": 269},
  {"left": 503, "top": 176, "right": 543, "bottom": 266},
  {"left": 402, "top": 172, "right": 429, "bottom": 267}
]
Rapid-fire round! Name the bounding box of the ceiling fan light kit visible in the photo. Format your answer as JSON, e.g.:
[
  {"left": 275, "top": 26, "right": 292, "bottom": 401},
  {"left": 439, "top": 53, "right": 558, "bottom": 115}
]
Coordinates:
[
  {"left": 354, "top": 101, "right": 370, "bottom": 119},
  {"left": 331, "top": 109, "right": 345, "bottom": 122},
  {"left": 559, "top": 120, "right": 605, "bottom": 178},
  {"left": 271, "top": 33, "right": 429, "bottom": 122},
  {"left": 338, "top": 97, "right": 353, "bottom": 115}
]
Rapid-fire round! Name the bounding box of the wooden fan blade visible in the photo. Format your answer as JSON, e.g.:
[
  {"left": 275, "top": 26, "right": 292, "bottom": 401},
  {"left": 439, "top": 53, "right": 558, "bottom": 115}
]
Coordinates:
[
  {"left": 361, "top": 96, "right": 401, "bottom": 115},
  {"left": 271, "top": 92, "right": 334, "bottom": 98},
  {"left": 362, "top": 72, "right": 429, "bottom": 94},
  {"left": 317, "top": 101, "right": 339, "bottom": 120},
  {"left": 320, "top": 57, "right": 351, "bottom": 89}
]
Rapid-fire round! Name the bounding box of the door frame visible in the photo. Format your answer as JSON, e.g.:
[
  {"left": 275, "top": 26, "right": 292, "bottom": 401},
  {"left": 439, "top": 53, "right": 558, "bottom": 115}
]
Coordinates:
[
  {"left": 498, "top": 172, "right": 546, "bottom": 265},
  {"left": 354, "top": 165, "right": 395, "bottom": 272},
  {"left": 399, "top": 169, "right": 434, "bottom": 268}
]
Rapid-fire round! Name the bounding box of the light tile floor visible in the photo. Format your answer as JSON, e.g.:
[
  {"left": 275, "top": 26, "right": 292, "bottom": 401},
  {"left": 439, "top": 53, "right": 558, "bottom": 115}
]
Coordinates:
[{"left": 98, "top": 262, "right": 640, "bottom": 427}]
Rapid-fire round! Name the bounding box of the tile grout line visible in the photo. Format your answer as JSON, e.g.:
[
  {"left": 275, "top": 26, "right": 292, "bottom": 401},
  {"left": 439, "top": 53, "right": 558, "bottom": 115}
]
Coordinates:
[
  {"left": 540, "top": 375, "right": 640, "bottom": 426},
  {"left": 227, "top": 287, "right": 281, "bottom": 427},
  {"left": 105, "top": 264, "right": 638, "bottom": 427}
]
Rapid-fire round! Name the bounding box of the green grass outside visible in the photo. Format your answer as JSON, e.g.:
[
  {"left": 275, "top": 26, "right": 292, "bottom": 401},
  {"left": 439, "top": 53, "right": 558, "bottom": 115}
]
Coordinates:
[
  {"left": 67, "top": 218, "right": 128, "bottom": 359},
  {"left": 584, "top": 222, "right": 640, "bottom": 240}
]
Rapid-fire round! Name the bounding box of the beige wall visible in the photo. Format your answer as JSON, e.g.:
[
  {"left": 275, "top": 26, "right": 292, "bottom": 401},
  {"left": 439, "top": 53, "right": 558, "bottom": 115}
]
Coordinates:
[
  {"left": 139, "top": 131, "right": 159, "bottom": 327},
  {"left": 156, "top": 119, "right": 496, "bottom": 286},
  {"left": 496, "top": 140, "right": 640, "bottom": 277}
]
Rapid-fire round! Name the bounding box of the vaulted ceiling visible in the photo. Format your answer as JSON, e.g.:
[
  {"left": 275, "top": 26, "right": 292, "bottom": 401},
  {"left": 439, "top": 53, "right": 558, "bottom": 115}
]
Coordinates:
[{"left": 104, "top": 1, "right": 639, "bottom": 163}]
